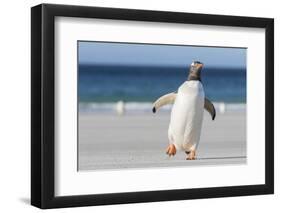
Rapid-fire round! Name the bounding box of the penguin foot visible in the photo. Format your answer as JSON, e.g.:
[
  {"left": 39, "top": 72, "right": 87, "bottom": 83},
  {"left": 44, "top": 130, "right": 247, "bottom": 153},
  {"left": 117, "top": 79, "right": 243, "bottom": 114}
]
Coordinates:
[
  {"left": 186, "top": 150, "right": 196, "bottom": 160},
  {"left": 166, "top": 144, "right": 176, "bottom": 156}
]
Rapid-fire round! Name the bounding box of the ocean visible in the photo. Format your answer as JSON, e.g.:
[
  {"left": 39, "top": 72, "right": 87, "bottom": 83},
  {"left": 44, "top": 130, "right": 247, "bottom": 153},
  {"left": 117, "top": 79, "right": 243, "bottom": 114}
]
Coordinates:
[{"left": 78, "top": 64, "right": 246, "bottom": 113}]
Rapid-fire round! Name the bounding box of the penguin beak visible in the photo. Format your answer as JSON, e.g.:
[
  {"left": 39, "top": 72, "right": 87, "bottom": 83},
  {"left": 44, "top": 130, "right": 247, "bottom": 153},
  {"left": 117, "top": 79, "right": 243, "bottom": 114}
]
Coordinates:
[{"left": 196, "top": 63, "right": 203, "bottom": 69}]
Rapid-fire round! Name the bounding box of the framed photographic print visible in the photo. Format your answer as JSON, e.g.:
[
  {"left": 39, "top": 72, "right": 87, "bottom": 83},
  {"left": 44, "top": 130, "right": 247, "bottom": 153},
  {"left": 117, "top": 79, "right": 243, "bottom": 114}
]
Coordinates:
[{"left": 31, "top": 3, "right": 274, "bottom": 209}]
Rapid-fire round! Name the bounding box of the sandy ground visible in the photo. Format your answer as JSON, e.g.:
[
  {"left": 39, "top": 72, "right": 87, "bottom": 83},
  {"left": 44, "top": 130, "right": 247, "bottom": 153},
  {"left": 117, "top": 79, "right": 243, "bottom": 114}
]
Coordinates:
[{"left": 78, "top": 111, "right": 246, "bottom": 171}]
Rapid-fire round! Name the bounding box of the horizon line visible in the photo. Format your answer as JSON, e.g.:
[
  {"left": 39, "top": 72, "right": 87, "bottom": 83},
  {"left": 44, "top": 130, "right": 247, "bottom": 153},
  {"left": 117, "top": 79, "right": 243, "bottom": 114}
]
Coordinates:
[{"left": 78, "top": 62, "right": 246, "bottom": 70}]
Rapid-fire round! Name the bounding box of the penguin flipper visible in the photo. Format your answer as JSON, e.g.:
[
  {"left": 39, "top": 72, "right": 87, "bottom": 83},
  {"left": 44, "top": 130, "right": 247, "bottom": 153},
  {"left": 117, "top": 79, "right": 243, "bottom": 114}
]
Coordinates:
[
  {"left": 152, "top": 92, "right": 177, "bottom": 113},
  {"left": 204, "top": 98, "right": 216, "bottom": 120}
]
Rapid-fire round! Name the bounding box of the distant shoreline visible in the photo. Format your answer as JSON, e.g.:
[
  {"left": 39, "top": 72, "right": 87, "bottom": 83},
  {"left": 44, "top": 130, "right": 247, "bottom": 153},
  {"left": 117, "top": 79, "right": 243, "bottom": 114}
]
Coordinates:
[{"left": 79, "top": 102, "right": 246, "bottom": 115}]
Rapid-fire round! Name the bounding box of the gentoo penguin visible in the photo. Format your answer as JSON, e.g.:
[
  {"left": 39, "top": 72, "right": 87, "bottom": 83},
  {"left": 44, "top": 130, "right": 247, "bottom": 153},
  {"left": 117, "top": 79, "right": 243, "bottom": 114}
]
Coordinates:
[{"left": 152, "top": 61, "right": 216, "bottom": 160}]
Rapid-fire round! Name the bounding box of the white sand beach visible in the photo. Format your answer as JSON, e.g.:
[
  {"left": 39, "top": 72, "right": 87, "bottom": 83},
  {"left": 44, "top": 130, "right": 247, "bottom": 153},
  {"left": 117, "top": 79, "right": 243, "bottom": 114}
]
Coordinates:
[{"left": 78, "top": 111, "right": 246, "bottom": 171}]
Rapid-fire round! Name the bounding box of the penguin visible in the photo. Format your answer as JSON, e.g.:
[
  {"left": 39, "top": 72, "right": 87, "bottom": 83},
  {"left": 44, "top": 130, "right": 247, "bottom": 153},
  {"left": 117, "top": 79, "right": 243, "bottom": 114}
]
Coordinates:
[{"left": 152, "top": 61, "right": 216, "bottom": 160}]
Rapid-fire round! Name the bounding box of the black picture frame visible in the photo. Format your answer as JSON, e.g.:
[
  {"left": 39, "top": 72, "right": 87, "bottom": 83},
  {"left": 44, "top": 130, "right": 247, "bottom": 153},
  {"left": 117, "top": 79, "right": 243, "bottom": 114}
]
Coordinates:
[{"left": 31, "top": 3, "right": 274, "bottom": 209}]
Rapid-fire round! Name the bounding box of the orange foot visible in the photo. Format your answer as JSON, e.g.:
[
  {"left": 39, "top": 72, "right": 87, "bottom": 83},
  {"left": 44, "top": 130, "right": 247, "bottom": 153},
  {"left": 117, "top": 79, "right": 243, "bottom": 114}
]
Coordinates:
[
  {"left": 166, "top": 144, "right": 176, "bottom": 156},
  {"left": 186, "top": 150, "right": 196, "bottom": 160}
]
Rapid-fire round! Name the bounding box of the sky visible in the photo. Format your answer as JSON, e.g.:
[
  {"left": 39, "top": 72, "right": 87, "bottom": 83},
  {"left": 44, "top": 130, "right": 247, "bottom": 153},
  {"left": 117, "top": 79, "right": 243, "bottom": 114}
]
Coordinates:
[{"left": 78, "top": 41, "right": 246, "bottom": 69}]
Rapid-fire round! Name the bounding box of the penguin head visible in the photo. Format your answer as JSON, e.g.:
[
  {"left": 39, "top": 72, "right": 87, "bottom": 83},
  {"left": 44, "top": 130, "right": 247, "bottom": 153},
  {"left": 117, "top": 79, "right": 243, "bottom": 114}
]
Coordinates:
[{"left": 188, "top": 61, "right": 203, "bottom": 81}]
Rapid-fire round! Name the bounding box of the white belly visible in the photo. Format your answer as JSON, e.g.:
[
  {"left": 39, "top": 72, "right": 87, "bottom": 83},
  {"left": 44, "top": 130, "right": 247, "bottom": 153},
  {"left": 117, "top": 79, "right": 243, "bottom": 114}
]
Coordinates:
[{"left": 168, "top": 81, "right": 205, "bottom": 151}]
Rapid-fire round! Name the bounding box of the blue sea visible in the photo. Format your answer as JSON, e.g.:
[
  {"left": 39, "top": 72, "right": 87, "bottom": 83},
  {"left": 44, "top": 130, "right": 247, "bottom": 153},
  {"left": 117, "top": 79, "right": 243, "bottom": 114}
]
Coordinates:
[{"left": 78, "top": 64, "right": 246, "bottom": 113}]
